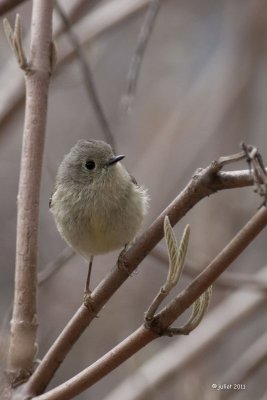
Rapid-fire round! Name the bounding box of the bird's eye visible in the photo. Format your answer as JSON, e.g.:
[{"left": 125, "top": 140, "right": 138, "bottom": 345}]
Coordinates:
[{"left": 85, "top": 160, "right": 95, "bottom": 170}]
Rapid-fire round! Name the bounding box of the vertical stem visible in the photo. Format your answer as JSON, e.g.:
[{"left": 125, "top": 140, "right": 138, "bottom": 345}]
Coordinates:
[{"left": 7, "top": 0, "right": 54, "bottom": 384}]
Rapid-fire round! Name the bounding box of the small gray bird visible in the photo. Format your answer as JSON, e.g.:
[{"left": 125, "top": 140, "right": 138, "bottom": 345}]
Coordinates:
[{"left": 50, "top": 139, "right": 148, "bottom": 292}]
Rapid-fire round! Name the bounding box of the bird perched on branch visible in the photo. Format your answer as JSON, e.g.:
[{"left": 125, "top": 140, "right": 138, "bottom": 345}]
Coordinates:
[{"left": 50, "top": 139, "right": 148, "bottom": 293}]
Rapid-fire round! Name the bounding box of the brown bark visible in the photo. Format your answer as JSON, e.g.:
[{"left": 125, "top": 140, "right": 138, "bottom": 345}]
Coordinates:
[{"left": 7, "top": 0, "right": 54, "bottom": 386}]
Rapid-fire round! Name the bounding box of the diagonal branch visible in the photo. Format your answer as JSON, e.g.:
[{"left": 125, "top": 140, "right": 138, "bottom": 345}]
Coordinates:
[{"left": 24, "top": 154, "right": 267, "bottom": 396}]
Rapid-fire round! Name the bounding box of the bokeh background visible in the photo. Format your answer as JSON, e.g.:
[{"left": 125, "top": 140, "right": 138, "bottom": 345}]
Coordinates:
[{"left": 1, "top": 1, "right": 267, "bottom": 399}]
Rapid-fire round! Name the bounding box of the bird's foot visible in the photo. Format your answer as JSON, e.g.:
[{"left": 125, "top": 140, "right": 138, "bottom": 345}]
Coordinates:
[
  {"left": 83, "top": 290, "right": 98, "bottom": 317},
  {"left": 117, "top": 245, "right": 133, "bottom": 276}
]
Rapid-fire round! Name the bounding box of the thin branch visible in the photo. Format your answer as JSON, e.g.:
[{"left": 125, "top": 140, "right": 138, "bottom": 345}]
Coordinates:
[
  {"left": 31, "top": 207, "right": 267, "bottom": 400},
  {"left": 121, "top": 0, "right": 161, "bottom": 113},
  {"left": 6, "top": 0, "right": 54, "bottom": 387},
  {"left": 24, "top": 156, "right": 267, "bottom": 396},
  {"left": 54, "top": 1, "right": 116, "bottom": 151}
]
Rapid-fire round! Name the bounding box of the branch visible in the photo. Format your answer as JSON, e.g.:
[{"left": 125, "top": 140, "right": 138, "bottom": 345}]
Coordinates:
[
  {"left": 6, "top": 0, "right": 54, "bottom": 387},
  {"left": 30, "top": 207, "right": 267, "bottom": 400},
  {"left": 121, "top": 0, "right": 161, "bottom": 113},
  {"left": 24, "top": 157, "right": 266, "bottom": 396},
  {"left": 54, "top": 1, "right": 116, "bottom": 151}
]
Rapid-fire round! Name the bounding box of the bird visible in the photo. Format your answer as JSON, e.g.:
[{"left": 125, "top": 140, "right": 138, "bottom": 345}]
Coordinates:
[{"left": 49, "top": 139, "right": 148, "bottom": 293}]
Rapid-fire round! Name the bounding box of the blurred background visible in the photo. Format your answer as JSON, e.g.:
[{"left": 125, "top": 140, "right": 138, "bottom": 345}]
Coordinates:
[{"left": 1, "top": 0, "right": 267, "bottom": 399}]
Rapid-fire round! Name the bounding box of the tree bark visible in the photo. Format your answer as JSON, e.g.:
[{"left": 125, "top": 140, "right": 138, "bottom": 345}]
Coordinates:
[{"left": 7, "top": 0, "right": 54, "bottom": 386}]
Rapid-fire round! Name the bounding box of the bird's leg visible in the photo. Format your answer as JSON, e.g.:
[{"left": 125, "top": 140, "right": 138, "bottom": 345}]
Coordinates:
[
  {"left": 85, "top": 255, "right": 94, "bottom": 295},
  {"left": 83, "top": 255, "right": 98, "bottom": 316}
]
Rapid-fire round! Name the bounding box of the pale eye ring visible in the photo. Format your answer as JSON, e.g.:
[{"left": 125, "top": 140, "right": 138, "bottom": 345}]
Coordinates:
[{"left": 85, "top": 160, "right": 95, "bottom": 170}]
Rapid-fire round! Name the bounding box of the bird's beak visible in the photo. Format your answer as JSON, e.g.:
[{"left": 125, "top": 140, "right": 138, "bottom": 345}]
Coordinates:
[{"left": 106, "top": 155, "right": 125, "bottom": 166}]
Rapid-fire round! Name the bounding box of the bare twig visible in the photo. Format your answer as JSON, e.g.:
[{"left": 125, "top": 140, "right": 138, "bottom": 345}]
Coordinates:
[
  {"left": 54, "top": 1, "right": 116, "bottom": 151},
  {"left": 121, "top": 0, "right": 161, "bottom": 113},
  {"left": 30, "top": 207, "right": 267, "bottom": 400},
  {"left": 24, "top": 151, "right": 267, "bottom": 397},
  {"left": 6, "top": 0, "right": 54, "bottom": 387}
]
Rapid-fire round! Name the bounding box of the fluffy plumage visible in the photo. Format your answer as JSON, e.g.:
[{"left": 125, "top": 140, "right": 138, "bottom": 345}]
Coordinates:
[{"left": 50, "top": 140, "right": 148, "bottom": 259}]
